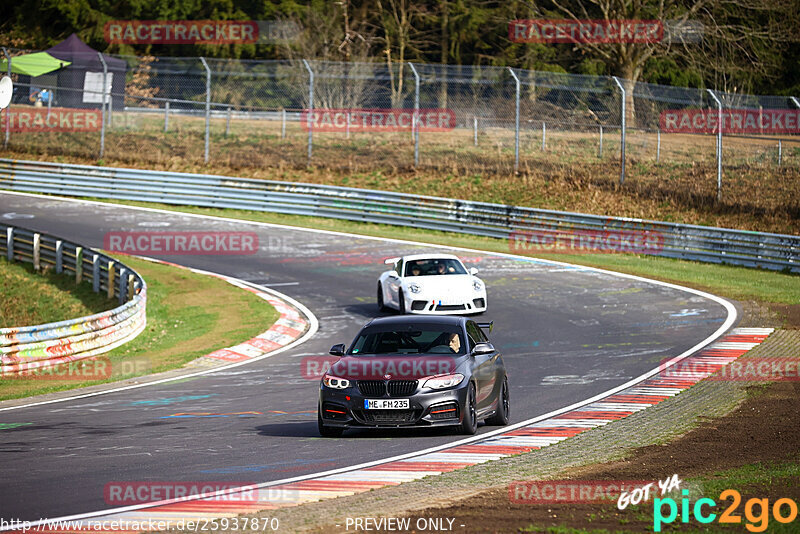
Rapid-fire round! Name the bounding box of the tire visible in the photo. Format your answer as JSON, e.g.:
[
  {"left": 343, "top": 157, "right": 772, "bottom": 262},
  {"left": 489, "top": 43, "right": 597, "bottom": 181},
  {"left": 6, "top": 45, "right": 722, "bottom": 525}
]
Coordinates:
[
  {"left": 318, "top": 410, "right": 344, "bottom": 438},
  {"left": 397, "top": 291, "right": 406, "bottom": 315},
  {"left": 377, "top": 283, "right": 388, "bottom": 312},
  {"left": 459, "top": 383, "right": 478, "bottom": 435},
  {"left": 485, "top": 376, "right": 510, "bottom": 426}
]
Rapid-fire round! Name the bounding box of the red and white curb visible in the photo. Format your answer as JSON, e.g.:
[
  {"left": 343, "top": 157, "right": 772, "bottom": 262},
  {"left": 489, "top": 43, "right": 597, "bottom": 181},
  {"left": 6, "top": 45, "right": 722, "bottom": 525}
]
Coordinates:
[{"left": 10, "top": 327, "right": 772, "bottom": 532}]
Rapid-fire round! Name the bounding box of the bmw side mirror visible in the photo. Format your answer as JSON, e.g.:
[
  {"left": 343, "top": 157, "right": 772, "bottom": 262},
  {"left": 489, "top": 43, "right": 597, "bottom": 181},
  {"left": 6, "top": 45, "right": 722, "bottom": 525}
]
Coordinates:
[
  {"left": 469, "top": 267, "right": 479, "bottom": 275},
  {"left": 471, "top": 342, "right": 494, "bottom": 356},
  {"left": 329, "top": 344, "right": 345, "bottom": 356}
]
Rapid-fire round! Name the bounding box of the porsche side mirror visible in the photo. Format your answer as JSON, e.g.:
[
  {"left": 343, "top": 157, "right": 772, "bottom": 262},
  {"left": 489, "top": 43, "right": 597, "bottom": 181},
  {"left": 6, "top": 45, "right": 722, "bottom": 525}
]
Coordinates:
[
  {"left": 469, "top": 267, "right": 479, "bottom": 275},
  {"left": 471, "top": 342, "right": 494, "bottom": 356},
  {"left": 329, "top": 344, "right": 346, "bottom": 356}
]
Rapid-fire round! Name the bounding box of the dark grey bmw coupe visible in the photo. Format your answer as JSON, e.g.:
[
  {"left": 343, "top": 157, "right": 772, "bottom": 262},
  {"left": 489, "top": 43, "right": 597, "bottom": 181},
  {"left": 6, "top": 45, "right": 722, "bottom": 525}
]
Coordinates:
[{"left": 317, "top": 315, "right": 509, "bottom": 437}]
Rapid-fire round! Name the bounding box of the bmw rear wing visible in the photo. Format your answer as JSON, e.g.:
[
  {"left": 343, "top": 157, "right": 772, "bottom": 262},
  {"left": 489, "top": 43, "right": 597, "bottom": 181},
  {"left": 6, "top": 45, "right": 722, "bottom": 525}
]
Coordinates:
[{"left": 477, "top": 321, "right": 494, "bottom": 333}]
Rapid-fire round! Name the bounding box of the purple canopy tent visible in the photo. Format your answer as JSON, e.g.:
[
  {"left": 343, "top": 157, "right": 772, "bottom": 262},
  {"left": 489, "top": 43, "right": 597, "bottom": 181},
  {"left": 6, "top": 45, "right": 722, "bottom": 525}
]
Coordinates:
[{"left": 46, "top": 34, "right": 127, "bottom": 110}]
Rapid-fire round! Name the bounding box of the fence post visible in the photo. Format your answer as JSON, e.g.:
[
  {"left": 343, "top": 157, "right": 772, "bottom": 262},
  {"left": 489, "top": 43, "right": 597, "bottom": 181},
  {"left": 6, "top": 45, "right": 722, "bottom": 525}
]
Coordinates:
[
  {"left": 55, "top": 240, "right": 63, "bottom": 273},
  {"left": 473, "top": 116, "right": 478, "bottom": 146},
  {"left": 656, "top": 129, "right": 661, "bottom": 162},
  {"left": 508, "top": 67, "right": 520, "bottom": 173},
  {"left": 2, "top": 48, "right": 10, "bottom": 149},
  {"left": 225, "top": 105, "right": 231, "bottom": 137},
  {"left": 302, "top": 59, "right": 314, "bottom": 165},
  {"left": 707, "top": 89, "right": 723, "bottom": 201},
  {"left": 92, "top": 254, "right": 100, "bottom": 292},
  {"left": 164, "top": 101, "right": 169, "bottom": 132},
  {"left": 281, "top": 108, "right": 286, "bottom": 139},
  {"left": 541, "top": 121, "right": 546, "bottom": 151},
  {"left": 599, "top": 125, "right": 603, "bottom": 158},
  {"left": 32, "top": 233, "right": 40, "bottom": 270},
  {"left": 612, "top": 76, "right": 626, "bottom": 184},
  {"left": 200, "top": 57, "right": 211, "bottom": 163},
  {"left": 346, "top": 110, "right": 350, "bottom": 139},
  {"left": 97, "top": 52, "right": 107, "bottom": 158},
  {"left": 778, "top": 140, "right": 782, "bottom": 166},
  {"left": 409, "top": 63, "right": 420, "bottom": 168},
  {"left": 5, "top": 227, "right": 12, "bottom": 261}
]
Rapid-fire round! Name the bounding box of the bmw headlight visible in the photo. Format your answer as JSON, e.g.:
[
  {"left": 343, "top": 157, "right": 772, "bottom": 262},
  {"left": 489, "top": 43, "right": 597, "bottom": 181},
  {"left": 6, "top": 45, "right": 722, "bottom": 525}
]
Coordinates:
[
  {"left": 422, "top": 373, "right": 465, "bottom": 390},
  {"left": 473, "top": 280, "right": 483, "bottom": 292},
  {"left": 322, "top": 374, "right": 350, "bottom": 389},
  {"left": 409, "top": 283, "right": 422, "bottom": 294}
]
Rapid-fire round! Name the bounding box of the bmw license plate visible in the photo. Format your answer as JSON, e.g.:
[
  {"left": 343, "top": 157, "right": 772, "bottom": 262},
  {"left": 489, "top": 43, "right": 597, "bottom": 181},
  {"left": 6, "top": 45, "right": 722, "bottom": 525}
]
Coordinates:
[{"left": 364, "top": 399, "right": 409, "bottom": 409}]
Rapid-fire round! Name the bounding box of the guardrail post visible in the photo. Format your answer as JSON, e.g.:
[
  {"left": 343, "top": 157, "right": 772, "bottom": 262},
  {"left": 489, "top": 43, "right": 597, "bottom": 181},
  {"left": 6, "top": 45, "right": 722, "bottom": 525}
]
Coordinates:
[
  {"left": 55, "top": 240, "right": 63, "bottom": 273},
  {"left": 97, "top": 53, "right": 107, "bottom": 159},
  {"left": 2, "top": 48, "right": 10, "bottom": 149},
  {"left": 6, "top": 227, "right": 13, "bottom": 261},
  {"left": 127, "top": 273, "right": 135, "bottom": 300},
  {"left": 164, "top": 101, "right": 170, "bottom": 132},
  {"left": 107, "top": 261, "right": 116, "bottom": 298},
  {"left": 200, "top": 57, "right": 211, "bottom": 163},
  {"left": 92, "top": 254, "right": 100, "bottom": 292},
  {"left": 612, "top": 76, "right": 626, "bottom": 184},
  {"left": 119, "top": 267, "right": 128, "bottom": 305},
  {"left": 32, "top": 233, "right": 40, "bottom": 270},
  {"left": 75, "top": 247, "right": 83, "bottom": 283},
  {"left": 281, "top": 108, "right": 286, "bottom": 139},
  {"left": 409, "top": 63, "right": 420, "bottom": 168},
  {"left": 508, "top": 67, "right": 520, "bottom": 173},
  {"left": 302, "top": 59, "right": 314, "bottom": 165},
  {"left": 707, "top": 89, "right": 723, "bottom": 201}
]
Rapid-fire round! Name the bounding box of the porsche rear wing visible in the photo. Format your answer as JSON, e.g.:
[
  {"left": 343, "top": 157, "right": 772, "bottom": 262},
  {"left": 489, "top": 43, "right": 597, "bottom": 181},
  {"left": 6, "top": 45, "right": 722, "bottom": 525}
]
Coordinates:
[{"left": 477, "top": 321, "right": 494, "bottom": 333}]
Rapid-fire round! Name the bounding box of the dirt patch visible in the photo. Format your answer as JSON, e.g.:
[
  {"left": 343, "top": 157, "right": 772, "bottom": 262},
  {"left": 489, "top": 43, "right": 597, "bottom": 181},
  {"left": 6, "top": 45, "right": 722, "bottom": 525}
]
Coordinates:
[
  {"left": 385, "top": 380, "right": 800, "bottom": 533},
  {"left": 768, "top": 303, "right": 800, "bottom": 329}
]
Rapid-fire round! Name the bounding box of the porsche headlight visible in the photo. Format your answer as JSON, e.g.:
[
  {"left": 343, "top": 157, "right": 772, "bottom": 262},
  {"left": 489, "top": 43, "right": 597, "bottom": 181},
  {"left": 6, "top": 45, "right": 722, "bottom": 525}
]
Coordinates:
[
  {"left": 409, "top": 283, "right": 422, "bottom": 294},
  {"left": 422, "top": 373, "right": 465, "bottom": 390},
  {"left": 322, "top": 374, "right": 350, "bottom": 389},
  {"left": 473, "top": 280, "right": 483, "bottom": 292}
]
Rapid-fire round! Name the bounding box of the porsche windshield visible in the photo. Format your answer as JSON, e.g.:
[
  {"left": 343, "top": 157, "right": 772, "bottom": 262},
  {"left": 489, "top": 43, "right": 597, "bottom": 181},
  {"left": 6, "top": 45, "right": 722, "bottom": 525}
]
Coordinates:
[
  {"left": 349, "top": 327, "right": 466, "bottom": 355},
  {"left": 404, "top": 258, "right": 466, "bottom": 276}
]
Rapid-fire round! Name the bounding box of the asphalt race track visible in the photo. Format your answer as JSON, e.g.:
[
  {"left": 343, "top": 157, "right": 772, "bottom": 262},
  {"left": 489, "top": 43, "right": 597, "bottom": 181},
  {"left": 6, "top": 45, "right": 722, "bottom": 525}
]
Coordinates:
[{"left": 0, "top": 192, "right": 734, "bottom": 522}]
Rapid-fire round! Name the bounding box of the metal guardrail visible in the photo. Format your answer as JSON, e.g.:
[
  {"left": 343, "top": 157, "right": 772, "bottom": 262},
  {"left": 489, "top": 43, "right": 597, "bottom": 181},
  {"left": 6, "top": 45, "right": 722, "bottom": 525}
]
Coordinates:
[
  {"left": 0, "top": 158, "right": 797, "bottom": 273},
  {"left": 0, "top": 222, "right": 147, "bottom": 374}
]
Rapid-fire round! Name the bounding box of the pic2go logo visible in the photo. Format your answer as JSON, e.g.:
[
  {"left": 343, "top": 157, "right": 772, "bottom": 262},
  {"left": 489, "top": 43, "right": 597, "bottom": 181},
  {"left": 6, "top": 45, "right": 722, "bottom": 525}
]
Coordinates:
[{"left": 654, "top": 489, "right": 798, "bottom": 532}]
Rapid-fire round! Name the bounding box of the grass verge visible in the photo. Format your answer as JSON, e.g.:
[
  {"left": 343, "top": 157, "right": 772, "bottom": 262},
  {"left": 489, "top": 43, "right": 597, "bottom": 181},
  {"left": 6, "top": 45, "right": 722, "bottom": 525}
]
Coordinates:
[
  {"left": 0, "top": 255, "right": 279, "bottom": 401},
  {"left": 0, "top": 257, "right": 115, "bottom": 327}
]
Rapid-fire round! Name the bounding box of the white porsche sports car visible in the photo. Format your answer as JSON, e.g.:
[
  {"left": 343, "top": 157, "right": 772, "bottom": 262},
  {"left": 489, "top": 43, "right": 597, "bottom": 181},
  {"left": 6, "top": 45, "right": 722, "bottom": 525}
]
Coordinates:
[{"left": 377, "top": 253, "right": 487, "bottom": 315}]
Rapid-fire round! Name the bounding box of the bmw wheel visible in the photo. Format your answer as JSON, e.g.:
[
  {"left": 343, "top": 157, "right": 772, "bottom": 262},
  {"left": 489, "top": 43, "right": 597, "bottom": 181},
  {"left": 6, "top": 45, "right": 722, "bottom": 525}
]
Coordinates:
[
  {"left": 459, "top": 383, "right": 478, "bottom": 435},
  {"left": 318, "top": 409, "right": 344, "bottom": 438}
]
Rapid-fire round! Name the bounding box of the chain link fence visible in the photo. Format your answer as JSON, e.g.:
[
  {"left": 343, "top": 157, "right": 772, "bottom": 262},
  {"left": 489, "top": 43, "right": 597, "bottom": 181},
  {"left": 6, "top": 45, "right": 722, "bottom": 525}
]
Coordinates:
[{"left": 2, "top": 48, "right": 800, "bottom": 201}]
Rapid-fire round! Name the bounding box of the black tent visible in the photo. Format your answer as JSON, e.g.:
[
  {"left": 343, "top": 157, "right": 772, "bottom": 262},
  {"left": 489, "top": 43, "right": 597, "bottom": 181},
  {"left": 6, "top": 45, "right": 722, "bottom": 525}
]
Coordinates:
[{"left": 45, "top": 34, "right": 127, "bottom": 110}]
